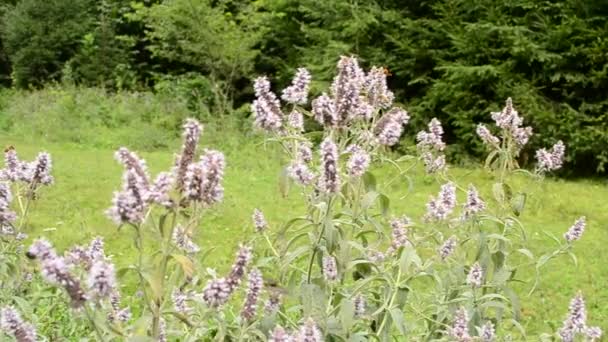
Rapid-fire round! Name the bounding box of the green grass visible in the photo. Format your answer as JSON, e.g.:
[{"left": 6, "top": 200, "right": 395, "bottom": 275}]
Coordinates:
[{"left": 1, "top": 130, "right": 607, "bottom": 337}]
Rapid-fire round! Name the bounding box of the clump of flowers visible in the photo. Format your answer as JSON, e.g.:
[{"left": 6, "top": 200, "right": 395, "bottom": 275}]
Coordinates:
[
  {"left": 425, "top": 182, "right": 457, "bottom": 221},
  {"left": 557, "top": 292, "right": 602, "bottom": 342},
  {"left": 417, "top": 118, "right": 447, "bottom": 174},
  {"left": 0, "top": 306, "right": 37, "bottom": 342},
  {"left": 536, "top": 140, "right": 565, "bottom": 173},
  {"left": 564, "top": 216, "right": 586, "bottom": 243}
]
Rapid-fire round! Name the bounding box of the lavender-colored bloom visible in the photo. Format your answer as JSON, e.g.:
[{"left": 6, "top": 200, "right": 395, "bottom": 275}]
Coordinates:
[
  {"left": 265, "top": 291, "right": 282, "bottom": 314},
  {"left": 586, "top": 326, "right": 603, "bottom": 341},
  {"left": 40, "top": 257, "right": 87, "bottom": 307},
  {"left": 297, "top": 143, "right": 313, "bottom": 163},
  {"left": 346, "top": 150, "right": 370, "bottom": 177},
  {"left": 463, "top": 185, "right": 485, "bottom": 218},
  {"left": 322, "top": 256, "right": 338, "bottom": 282},
  {"left": 367, "top": 250, "right": 386, "bottom": 263},
  {"left": 318, "top": 138, "right": 340, "bottom": 194},
  {"left": 114, "top": 148, "right": 149, "bottom": 187},
  {"left": 374, "top": 108, "right": 410, "bottom": 146},
  {"left": 241, "top": 268, "right": 263, "bottom": 321},
  {"left": 0, "top": 182, "right": 16, "bottom": 227},
  {"left": 172, "top": 225, "right": 200, "bottom": 254},
  {"left": 107, "top": 291, "right": 131, "bottom": 323},
  {"left": 467, "top": 262, "right": 483, "bottom": 288},
  {"left": 174, "top": 118, "right": 203, "bottom": 190},
  {"left": 88, "top": 260, "right": 116, "bottom": 300},
  {"left": 297, "top": 318, "right": 323, "bottom": 342},
  {"left": 0, "top": 306, "right": 37, "bottom": 342},
  {"left": 476, "top": 124, "right": 500, "bottom": 147},
  {"left": 490, "top": 98, "right": 534, "bottom": 149},
  {"left": 287, "top": 162, "right": 315, "bottom": 186},
  {"left": 448, "top": 307, "right": 471, "bottom": 342},
  {"left": 2, "top": 148, "right": 23, "bottom": 182},
  {"left": 332, "top": 56, "right": 365, "bottom": 123},
  {"left": 252, "top": 208, "right": 267, "bottom": 233},
  {"left": 202, "top": 277, "right": 232, "bottom": 307},
  {"left": 513, "top": 126, "right": 533, "bottom": 148},
  {"left": 312, "top": 93, "right": 338, "bottom": 127},
  {"left": 387, "top": 217, "right": 410, "bottom": 255},
  {"left": 107, "top": 171, "right": 146, "bottom": 225},
  {"left": 172, "top": 288, "right": 191, "bottom": 314},
  {"left": 28, "top": 152, "right": 54, "bottom": 186},
  {"left": 65, "top": 245, "right": 92, "bottom": 269},
  {"left": 158, "top": 318, "right": 166, "bottom": 342},
  {"left": 425, "top": 182, "right": 457, "bottom": 221},
  {"left": 288, "top": 110, "right": 305, "bottom": 131},
  {"left": 252, "top": 76, "right": 284, "bottom": 132},
  {"left": 558, "top": 292, "right": 588, "bottom": 341},
  {"left": 144, "top": 172, "right": 173, "bottom": 207},
  {"left": 89, "top": 237, "right": 105, "bottom": 261},
  {"left": 364, "top": 66, "right": 394, "bottom": 110},
  {"left": 537, "top": 140, "right": 566, "bottom": 172},
  {"left": 439, "top": 236, "right": 457, "bottom": 260},
  {"left": 270, "top": 325, "right": 293, "bottom": 342},
  {"left": 422, "top": 152, "right": 446, "bottom": 174},
  {"left": 27, "top": 239, "right": 56, "bottom": 261},
  {"left": 479, "top": 321, "right": 495, "bottom": 342},
  {"left": 354, "top": 294, "right": 366, "bottom": 318},
  {"left": 227, "top": 245, "right": 253, "bottom": 291},
  {"left": 416, "top": 118, "right": 445, "bottom": 151},
  {"left": 564, "top": 216, "right": 586, "bottom": 243},
  {"left": 282, "top": 68, "right": 312, "bottom": 105},
  {"left": 184, "top": 150, "right": 226, "bottom": 206}
]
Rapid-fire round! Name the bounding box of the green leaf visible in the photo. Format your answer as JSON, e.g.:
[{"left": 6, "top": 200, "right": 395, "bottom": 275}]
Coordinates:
[
  {"left": 511, "top": 192, "right": 526, "bottom": 216},
  {"left": 362, "top": 171, "right": 377, "bottom": 191},
  {"left": 339, "top": 299, "right": 355, "bottom": 333},
  {"left": 171, "top": 254, "right": 194, "bottom": 278},
  {"left": 278, "top": 166, "right": 290, "bottom": 198},
  {"left": 389, "top": 308, "right": 407, "bottom": 335}
]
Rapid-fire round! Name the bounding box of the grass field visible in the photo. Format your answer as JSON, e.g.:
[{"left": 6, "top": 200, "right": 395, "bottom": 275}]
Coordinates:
[{"left": 1, "top": 130, "right": 607, "bottom": 337}]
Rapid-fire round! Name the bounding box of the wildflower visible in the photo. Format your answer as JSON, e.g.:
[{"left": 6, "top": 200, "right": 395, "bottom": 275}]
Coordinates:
[
  {"left": 26, "top": 239, "right": 56, "bottom": 261},
  {"left": 479, "top": 321, "right": 495, "bottom": 342},
  {"left": 367, "top": 250, "right": 385, "bottom": 263},
  {"left": 270, "top": 326, "right": 293, "bottom": 342},
  {"left": 467, "top": 262, "right": 483, "bottom": 288},
  {"left": 585, "top": 326, "right": 603, "bottom": 341},
  {"left": 297, "top": 143, "right": 313, "bottom": 163},
  {"left": 88, "top": 237, "right": 106, "bottom": 261},
  {"left": 537, "top": 140, "right": 566, "bottom": 172},
  {"left": 252, "top": 208, "right": 267, "bottom": 233},
  {"left": 346, "top": 149, "right": 370, "bottom": 177},
  {"left": 332, "top": 56, "right": 365, "bottom": 123},
  {"left": 282, "top": 68, "right": 311, "bottom": 105},
  {"left": 202, "top": 277, "right": 231, "bottom": 308},
  {"left": 448, "top": 307, "right": 471, "bottom": 342},
  {"left": 318, "top": 138, "right": 340, "bottom": 194},
  {"left": 184, "top": 150, "right": 226, "bottom": 206},
  {"left": 241, "top": 268, "right": 264, "bottom": 321},
  {"left": 312, "top": 93, "right": 338, "bottom": 127},
  {"left": 252, "top": 76, "right": 284, "bottom": 132},
  {"left": 0, "top": 306, "right": 37, "bottom": 342},
  {"left": 364, "top": 66, "right": 394, "bottom": 110},
  {"left": 288, "top": 110, "right": 305, "bottom": 131},
  {"left": 88, "top": 260, "right": 116, "bottom": 300},
  {"left": 65, "top": 245, "right": 91, "bottom": 268},
  {"left": 439, "top": 236, "right": 457, "bottom": 260},
  {"left": 226, "top": 245, "right": 253, "bottom": 291},
  {"left": 40, "top": 256, "right": 87, "bottom": 307},
  {"left": 490, "top": 98, "right": 533, "bottom": 149},
  {"left": 172, "top": 225, "right": 200, "bottom": 254},
  {"left": 354, "top": 294, "right": 366, "bottom": 318},
  {"left": 322, "top": 256, "right": 338, "bottom": 282},
  {"left": 107, "top": 291, "right": 131, "bottom": 323},
  {"left": 558, "top": 292, "right": 588, "bottom": 341},
  {"left": 476, "top": 124, "right": 500, "bottom": 147},
  {"left": 564, "top": 216, "right": 586, "bottom": 243},
  {"left": 422, "top": 152, "right": 446, "bottom": 174},
  {"left": 174, "top": 118, "right": 203, "bottom": 190},
  {"left": 158, "top": 318, "right": 166, "bottom": 342},
  {"left": 462, "top": 185, "right": 485, "bottom": 218},
  {"left": 0, "top": 182, "right": 16, "bottom": 227},
  {"left": 425, "top": 182, "right": 457, "bottom": 221},
  {"left": 172, "top": 288, "right": 191, "bottom": 314},
  {"left": 2, "top": 147, "right": 22, "bottom": 182},
  {"left": 416, "top": 118, "right": 445, "bottom": 151},
  {"left": 387, "top": 217, "right": 410, "bottom": 255},
  {"left": 114, "top": 148, "right": 149, "bottom": 187},
  {"left": 374, "top": 108, "right": 410, "bottom": 146},
  {"left": 144, "top": 172, "right": 173, "bottom": 207},
  {"left": 107, "top": 171, "right": 146, "bottom": 225},
  {"left": 287, "top": 162, "right": 315, "bottom": 186},
  {"left": 265, "top": 291, "right": 282, "bottom": 314},
  {"left": 297, "top": 318, "right": 323, "bottom": 342}
]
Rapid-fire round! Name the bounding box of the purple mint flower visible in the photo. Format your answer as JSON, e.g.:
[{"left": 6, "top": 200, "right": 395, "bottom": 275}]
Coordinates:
[
  {"left": 40, "top": 256, "right": 87, "bottom": 307},
  {"left": 107, "top": 170, "right": 146, "bottom": 225},
  {"left": 202, "top": 277, "right": 231, "bottom": 308},
  {"left": 282, "top": 68, "right": 311, "bottom": 105},
  {"left": 364, "top": 66, "right": 394, "bottom": 110},
  {"left": 586, "top": 326, "right": 602, "bottom": 341},
  {"left": 252, "top": 208, "right": 267, "bottom": 233},
  {"left": 558, "top": 292, "right": 588, "bottom": 341},
  {"left": 354, "top": 294, "right": 366, "bottom": 318},
  {"left": 537, "top": 140, "right": 566, "bottom": 172},
  {"left": 422, "top": 152, "right": 446, "bottom": 174},
  {"left": 297, "top": 143, "right": 313, "bottom": 163},
  {"left": 172, "top": 225, "right": 200, "bottom": 254},
  {"left": 88, "top": 260, "right": 116, "bottom": 300},
  {"left": 479, "top": 321, "right": 495, "bottom": 342},
  {"left": 252, "top": 76, "right": 284, "bottom": 132},
  {"left": 287, "top": 162, "right": 315, "bottom": 186},
  {"left": 448, "top": 307, "right": 471, "bottom": 342},
  {"left": 27, "top": 239, "right": 57, "bottom": 261},
  {"left": 174, "top": 118, "right": 203, "bottom": 191},
  {"left": 288, "top": 110, "right": 305, "bottom": 131},
  {"left": 374, "top": 108, "right": 410, "bottom": 146},
  {"left": 265, "top": 291, "right": 282, "bottom": 314},
  {"left": 416, "top": 118, "right": 445, "bottom": 151},
  {"left": 322, "top": 255, "right": 338, "bottom": 282},
  {"left": 467, "top": 262, "right": 483, "bottom": 288},
  {"left": 227, "top": 245, "right": 253, "bottom": 291},
  {"left": 158, "top": 318, "right": 166, "bottom": 342},
  {"left": 463, "top": 185, "right": 485, "bottom": 218},
  {"left": 439, "top": 236, "right": 457, "bottom": 261},
  {"left": 114, "top": 148, "right": 149, "bottom": 187},
  {"left": 564, "top": 216, "right": 586, "bottom": 243},
  {"left": 425, "top": 182, "right": 457, "bottom": 221},
  {"left": 312, "top": 93, "right": 338, "bottom": 127},
  {"left": 172, "top": 288, "right": 191, "bottom": 314},
  {"left": 367, "top": 250, "right": 386, "bottom": 263},
  {"left": 2, "top": 147, "right": 23, "bottom": 182},
  {"left": 270, "top": 325, "right": 293, "bottom": 342},
  {"left": 144, "top": 172, "right": 173, "bottom": 207},
  {"left": 89, "top": 237, "right": 106, "bottom": 261},
  {"left": 184, "top": 150, "right": 226, "bottom": 206},
  {"left": 476, "top": 124, "right": 500, "bottom": 147},
  {"left": 29, "top": 152, "right": 54, "bottom": 186},
  {"left": 241, "top": 268, "right": 264, "bottom": 321},
  {"left": 0, "top": 182, "right": 16, "bottom": 227},
  {"left": 65, "top": 245, "right": 92, "bottom": 269},
  {"left": 297, "top": 318, "right": 323, "bottom": 342},
  {"left": 318, "top": 138, "right": 340, "bottom": 194},
  {"left": 346, "top": 149, "right": 370, "bottom": 177},
  {"left": 331, "top": 56, "right": 365, "bottom": 123},
  {"left": 387, "top": 217, "right": 410, "bottom": 255},
  {"left": 0, "top": 306, "right": 37, "bottom": 342}
]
